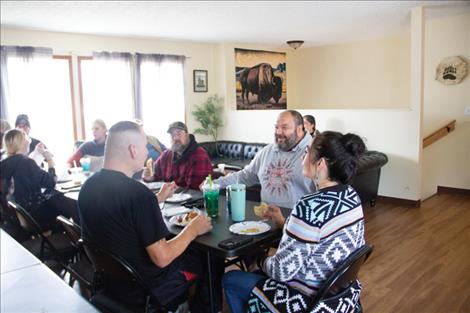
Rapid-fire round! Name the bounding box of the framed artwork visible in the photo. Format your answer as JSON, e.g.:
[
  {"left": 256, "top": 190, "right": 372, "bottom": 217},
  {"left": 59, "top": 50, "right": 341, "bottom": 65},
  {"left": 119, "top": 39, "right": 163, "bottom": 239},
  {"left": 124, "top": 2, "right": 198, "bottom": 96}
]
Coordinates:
[
  {"left": 235, "top": 48, "right": 286, "bottom": 110},
  {"left": 193, "top": 70, "right": 208, "bottom": 92}
]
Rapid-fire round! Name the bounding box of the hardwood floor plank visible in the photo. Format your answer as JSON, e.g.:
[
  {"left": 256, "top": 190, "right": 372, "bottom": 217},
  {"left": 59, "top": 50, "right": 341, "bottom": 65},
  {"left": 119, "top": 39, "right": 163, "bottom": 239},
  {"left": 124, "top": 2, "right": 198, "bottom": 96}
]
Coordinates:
[{"left": 361, "top": 193, "right": 470, "bottom": 312}]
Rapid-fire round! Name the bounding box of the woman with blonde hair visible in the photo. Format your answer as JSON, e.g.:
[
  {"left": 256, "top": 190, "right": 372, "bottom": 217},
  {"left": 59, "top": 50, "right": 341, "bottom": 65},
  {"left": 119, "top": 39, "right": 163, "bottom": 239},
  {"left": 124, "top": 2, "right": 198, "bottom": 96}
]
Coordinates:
[
  {"left": 1, "top": 129, "right": 79, "bottom": 230},
  {"left": 67, "top": 119, "right": 107, "bottom": 168}
]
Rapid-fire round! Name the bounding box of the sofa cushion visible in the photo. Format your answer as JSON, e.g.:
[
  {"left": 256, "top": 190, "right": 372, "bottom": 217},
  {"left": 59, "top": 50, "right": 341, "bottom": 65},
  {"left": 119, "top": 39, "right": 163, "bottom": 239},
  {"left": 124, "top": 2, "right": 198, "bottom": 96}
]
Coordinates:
[
  {"left": 243, "top": 143, "right": 267, "bottom": 161},
  {"left": 218, "top": 141, "right": 244, "bottom": 160}
]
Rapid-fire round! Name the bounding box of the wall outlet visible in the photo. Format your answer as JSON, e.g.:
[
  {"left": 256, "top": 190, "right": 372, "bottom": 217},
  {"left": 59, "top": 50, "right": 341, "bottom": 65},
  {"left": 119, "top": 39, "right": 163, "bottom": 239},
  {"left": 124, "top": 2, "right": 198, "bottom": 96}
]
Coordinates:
[{"left": 465, "top": 106, "right": 470, "bottom": 116}]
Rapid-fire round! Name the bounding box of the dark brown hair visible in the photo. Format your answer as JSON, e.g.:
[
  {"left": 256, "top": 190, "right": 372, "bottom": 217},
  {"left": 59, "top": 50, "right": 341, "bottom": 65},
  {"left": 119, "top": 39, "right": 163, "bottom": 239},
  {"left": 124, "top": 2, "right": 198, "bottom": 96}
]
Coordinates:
[{"left": 309, "top": 131, "right": 366, "bottom": 184}]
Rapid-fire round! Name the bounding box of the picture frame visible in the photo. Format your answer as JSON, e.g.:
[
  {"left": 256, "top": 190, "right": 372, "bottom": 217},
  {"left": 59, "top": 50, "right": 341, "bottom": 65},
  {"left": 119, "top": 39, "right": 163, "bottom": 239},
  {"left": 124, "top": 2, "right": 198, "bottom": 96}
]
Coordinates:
[{"left": 193, "top": 70, "right": 208, "bottom": 92}]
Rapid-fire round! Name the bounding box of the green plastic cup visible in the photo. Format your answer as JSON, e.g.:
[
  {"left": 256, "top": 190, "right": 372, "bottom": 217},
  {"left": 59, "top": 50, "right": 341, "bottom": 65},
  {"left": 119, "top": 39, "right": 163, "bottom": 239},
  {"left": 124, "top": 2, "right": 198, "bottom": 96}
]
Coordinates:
[{"left": 203, "top": 184, "right": 220, "bottom": 217}]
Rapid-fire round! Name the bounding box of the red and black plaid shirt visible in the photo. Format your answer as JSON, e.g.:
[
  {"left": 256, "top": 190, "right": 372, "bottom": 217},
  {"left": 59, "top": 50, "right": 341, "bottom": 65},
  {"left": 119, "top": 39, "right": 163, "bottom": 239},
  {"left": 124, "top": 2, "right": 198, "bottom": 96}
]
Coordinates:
[{"left": 153, "top": 147, "right": 213, "bottom": 190}]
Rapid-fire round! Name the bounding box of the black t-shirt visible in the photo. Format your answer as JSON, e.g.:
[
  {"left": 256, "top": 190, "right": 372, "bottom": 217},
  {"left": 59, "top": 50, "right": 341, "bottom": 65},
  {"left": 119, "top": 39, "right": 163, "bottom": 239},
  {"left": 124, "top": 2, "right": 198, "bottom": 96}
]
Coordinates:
[{"left": 78, "top": 169, "right": 171, "bottom": 288}]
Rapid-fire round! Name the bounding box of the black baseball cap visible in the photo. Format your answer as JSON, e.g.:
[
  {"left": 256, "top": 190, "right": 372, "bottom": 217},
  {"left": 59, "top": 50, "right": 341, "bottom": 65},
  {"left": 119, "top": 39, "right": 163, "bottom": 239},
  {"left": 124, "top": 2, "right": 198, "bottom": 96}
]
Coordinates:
[
  {"left": 167, "top": 121, "right": 188, "bottom": 133},
  {"left": 15, "top": 114, "right": 30, "bottom": 128}
]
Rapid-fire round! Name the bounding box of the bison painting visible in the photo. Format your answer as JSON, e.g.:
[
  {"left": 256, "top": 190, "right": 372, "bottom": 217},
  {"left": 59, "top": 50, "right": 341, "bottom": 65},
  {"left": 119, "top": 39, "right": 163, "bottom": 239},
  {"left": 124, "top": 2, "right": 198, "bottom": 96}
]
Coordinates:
[
  {"left": 240, "top": 63, "right": 275, "bottom": 104},
  {"left": 235, "top": 48, "right": 286, "bottom": 110}
]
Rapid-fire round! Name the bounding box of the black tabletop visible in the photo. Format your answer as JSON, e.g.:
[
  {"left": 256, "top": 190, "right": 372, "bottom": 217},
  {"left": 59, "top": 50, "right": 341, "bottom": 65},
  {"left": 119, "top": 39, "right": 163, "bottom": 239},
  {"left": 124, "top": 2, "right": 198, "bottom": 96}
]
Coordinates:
[{"left": 163, "top": 190, "right": 290, "bottom": 258}]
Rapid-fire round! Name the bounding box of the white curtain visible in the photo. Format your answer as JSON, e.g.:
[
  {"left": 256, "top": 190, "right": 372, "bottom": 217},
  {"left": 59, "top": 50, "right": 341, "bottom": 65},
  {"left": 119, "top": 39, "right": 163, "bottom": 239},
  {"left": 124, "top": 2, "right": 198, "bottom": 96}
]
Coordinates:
[{"left": 135, "top": 53, "right": 186, "bottom": 146}]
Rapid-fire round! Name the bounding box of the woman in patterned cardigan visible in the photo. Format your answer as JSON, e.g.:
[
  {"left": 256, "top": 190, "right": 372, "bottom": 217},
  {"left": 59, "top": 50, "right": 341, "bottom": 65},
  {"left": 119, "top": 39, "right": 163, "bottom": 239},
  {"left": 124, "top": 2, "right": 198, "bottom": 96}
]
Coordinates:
[{"left": 223, "top": 131, "right": 367, "bottom": 313}]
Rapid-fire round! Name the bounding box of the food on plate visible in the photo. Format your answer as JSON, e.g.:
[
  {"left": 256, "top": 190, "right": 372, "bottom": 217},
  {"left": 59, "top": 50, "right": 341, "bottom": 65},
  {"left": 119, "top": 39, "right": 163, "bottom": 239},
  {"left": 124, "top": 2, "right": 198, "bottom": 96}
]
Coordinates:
[
  {"left": 176, "top": 211, "right": 199, "bottom": 225},
  {"left": 254, "top": 202, "right": 268, "bottom": 217},
  {"left": 239, "top": 228, "right": 260, "bottom": 234}
]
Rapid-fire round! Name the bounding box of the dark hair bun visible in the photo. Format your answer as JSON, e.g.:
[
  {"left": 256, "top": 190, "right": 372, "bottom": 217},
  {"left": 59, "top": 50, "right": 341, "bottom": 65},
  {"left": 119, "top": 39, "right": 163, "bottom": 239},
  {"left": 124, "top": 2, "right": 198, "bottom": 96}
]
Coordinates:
[{"left": 341, "top": 133, "right": 366, "bottom": 158}]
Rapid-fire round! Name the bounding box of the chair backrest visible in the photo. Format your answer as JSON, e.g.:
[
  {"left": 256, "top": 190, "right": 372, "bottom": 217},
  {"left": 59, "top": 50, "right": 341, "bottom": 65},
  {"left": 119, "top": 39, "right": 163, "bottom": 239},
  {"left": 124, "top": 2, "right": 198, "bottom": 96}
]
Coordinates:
[
  {"left": 308, "top": 244, "right": 373, "bottom": 309},
  {"left": 80, "top": 238, "right": 152, "bottom": 309},
  {"left": 56, "top": 215, "right": 81, "bottom": 247},
  {"left": 8, "top": 200, "right": 44, "bottom": 237}
]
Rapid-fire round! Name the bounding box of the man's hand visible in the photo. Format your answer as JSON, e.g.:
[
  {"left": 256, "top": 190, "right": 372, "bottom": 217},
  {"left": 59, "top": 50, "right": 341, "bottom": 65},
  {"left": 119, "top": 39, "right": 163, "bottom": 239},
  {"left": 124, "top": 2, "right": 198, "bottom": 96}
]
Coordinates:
[
  {"left": 156, "top": 182, "right": 177, "bottom": 203},
  {"left": 35, "top": 142, "right": 46, "bottom": 154},
  {"left": 187, "top": 214, "right": 213, "bottom": 237},
  {"left": 263, "top": 204, "right": 285, "bottom": 228}
]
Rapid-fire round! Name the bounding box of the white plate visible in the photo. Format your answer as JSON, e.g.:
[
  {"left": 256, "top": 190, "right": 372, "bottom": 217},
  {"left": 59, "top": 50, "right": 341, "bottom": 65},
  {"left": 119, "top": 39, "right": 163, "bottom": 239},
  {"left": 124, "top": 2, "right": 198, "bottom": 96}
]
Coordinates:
[
  {"left": 169, "top": 210, "right": 200, "bottom": 227},
  {"left": 229, "top": 221, "right": 271, "bottom": 235},
  {"left": 141, "top": 181, "right": 165, "bottom": 190},
  {"left": 166, "top": 193, "right": 192, "bottom": 203},
  {"left": 162, "top": 206, "right": 192, "bottom": 217}
]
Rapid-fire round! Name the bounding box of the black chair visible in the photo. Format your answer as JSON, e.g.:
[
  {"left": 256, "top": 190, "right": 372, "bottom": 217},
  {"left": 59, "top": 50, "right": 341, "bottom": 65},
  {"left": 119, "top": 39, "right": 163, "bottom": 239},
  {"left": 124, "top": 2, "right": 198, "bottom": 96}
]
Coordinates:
[
  {"left": 81, "top": 238, "right": 186, "bottom": 313},
  {"left": 307, "top": 244, "right": 374, "bottom": 311},
  {"left": 56, "top": 215, "right": 94, "bottom": 298},
  {"left": 8, "top": 200, "right": 77, "bottom": 274},
  {"left": 247, "top": 244, "right": 373, "bottom": 313}
]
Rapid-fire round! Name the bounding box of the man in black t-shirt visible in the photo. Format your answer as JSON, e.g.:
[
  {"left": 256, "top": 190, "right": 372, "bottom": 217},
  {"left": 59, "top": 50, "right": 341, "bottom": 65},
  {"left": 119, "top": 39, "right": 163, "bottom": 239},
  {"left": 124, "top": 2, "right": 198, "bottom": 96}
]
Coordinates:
[{"left": 78, "top": 121, "right": 223, "bottom": 312}]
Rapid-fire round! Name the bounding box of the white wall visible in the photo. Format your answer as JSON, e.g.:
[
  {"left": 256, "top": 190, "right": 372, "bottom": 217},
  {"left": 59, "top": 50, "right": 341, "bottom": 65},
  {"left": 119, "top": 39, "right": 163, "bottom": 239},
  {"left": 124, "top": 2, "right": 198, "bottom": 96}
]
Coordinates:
[{"left": 422, "top": 13, "right": 470, "bottom": 199}]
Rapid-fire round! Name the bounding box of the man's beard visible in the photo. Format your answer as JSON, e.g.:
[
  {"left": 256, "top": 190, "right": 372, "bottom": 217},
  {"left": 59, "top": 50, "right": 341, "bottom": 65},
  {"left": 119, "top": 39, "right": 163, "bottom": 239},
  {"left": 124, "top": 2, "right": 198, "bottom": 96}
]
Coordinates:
[
  {"left": 171, "top": 141, "right": 187, "bottom": 154},
  {"left": 275, "top": 132, "right": 299, "bottom": 151}
]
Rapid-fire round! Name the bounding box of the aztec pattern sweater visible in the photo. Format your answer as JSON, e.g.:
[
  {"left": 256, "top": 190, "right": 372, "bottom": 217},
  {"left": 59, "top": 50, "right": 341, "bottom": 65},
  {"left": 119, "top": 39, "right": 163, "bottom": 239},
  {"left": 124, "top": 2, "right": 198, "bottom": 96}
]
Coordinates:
[{"left": 261, "top": 184, "right": 365, "bottom": 296}]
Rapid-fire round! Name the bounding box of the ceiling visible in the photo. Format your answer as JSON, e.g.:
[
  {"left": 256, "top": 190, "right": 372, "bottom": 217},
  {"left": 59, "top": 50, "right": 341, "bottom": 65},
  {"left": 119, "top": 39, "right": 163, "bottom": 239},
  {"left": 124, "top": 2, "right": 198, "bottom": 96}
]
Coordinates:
[{"left": 1, "top": 1, "right": 469, "bottom": 48}]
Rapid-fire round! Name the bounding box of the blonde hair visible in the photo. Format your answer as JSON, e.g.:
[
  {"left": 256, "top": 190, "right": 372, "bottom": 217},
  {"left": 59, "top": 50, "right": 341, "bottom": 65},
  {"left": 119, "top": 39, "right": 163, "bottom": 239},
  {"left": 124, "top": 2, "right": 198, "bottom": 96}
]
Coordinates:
[
  {"left": 3, "top": 129, "right": 27, "bottom": 156},
  {"left": 92, "top": 119, "right": 107, "bottom": 131}
]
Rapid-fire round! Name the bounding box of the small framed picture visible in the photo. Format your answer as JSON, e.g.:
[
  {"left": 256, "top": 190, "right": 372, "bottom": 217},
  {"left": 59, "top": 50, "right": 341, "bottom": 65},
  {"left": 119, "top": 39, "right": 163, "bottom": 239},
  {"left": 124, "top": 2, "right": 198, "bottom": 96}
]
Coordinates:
[{"left": 193, "top": 70, "right": 208, "bottom": 92}]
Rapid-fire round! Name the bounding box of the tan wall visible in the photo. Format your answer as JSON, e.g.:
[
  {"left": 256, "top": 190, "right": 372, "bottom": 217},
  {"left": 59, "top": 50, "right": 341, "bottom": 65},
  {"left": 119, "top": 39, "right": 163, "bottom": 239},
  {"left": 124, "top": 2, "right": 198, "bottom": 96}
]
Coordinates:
[
  {"left": 4, "top": 11, "right": 467, "bottom": 200},
  {"left": 289, "top": 34, "right": 411, "bottom": 109},
  {"left": 0, "top": 27, "right": 218, "bottom": 142},
  {"left": 422, "top": 13, "right": 470, "bottom": 199}
]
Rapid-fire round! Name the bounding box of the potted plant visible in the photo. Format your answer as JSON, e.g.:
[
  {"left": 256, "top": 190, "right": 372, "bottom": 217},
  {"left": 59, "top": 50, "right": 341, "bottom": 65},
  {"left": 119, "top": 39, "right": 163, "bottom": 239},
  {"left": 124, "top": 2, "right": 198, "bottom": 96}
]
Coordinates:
[{"left": 192, "top": 94, "right": 224, "bottom": 155}]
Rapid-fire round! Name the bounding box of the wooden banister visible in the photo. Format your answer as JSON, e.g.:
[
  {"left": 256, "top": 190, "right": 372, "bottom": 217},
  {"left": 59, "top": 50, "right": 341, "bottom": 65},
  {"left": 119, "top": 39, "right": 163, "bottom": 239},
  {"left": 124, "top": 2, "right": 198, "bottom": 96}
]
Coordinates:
[{"left": 423, "top": 120, "right": 456, "bottom": 148}]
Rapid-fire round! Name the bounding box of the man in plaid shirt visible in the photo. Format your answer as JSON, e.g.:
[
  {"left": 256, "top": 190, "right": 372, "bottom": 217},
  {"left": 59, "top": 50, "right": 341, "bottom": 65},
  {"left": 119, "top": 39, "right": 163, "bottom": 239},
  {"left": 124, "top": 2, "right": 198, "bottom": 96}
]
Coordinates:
[{"left": 143, "top": 121, "right": 213, "bottom": 190}]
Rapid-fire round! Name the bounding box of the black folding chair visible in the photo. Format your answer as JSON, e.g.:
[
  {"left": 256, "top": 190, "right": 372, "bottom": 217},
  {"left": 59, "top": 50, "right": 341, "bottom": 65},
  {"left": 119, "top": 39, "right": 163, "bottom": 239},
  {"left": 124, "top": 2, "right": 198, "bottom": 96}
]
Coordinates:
[
  {"left": 81, "top": 238, "right": 186, "bottom": 313},
  {"left": 307, "top": 244, "right": 374, "bottom": 312},
  {"left": 56, "top": 215, "right": 94, "bottom": 298},
  {"left": 8, "top": 200, "right": 77, "bottom": 275}
]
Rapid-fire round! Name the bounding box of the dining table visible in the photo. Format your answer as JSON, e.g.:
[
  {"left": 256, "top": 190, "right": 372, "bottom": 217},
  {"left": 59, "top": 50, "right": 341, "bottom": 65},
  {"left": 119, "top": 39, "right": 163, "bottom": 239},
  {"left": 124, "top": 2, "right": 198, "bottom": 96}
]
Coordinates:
[
  {"left": 0, "top": 229, "right": 100, "bottom": 313},
  {"left": 163, "top": 189, "right": 290, "bottom": 313},
  {"left": 62, "top": 180, "right": 290, "bottom": 313}
]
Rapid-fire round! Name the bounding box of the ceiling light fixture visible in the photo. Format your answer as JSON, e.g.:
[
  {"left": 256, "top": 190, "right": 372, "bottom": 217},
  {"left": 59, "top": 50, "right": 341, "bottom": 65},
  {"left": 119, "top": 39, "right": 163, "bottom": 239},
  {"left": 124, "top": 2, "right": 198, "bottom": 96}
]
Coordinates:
[{"left": 287, "top": 40, "right": 304, "bottom": 50}]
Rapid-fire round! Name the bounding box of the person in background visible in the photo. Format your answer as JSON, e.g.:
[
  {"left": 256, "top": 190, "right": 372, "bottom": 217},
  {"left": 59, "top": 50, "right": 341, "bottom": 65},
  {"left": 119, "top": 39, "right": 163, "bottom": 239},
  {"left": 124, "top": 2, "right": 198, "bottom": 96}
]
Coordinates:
[
  {"left": 303, "top": 114, "right": 320, "bottom": 138},
  {"left": 67, "top": 119, "right": 107, "bottom": 168},
  {"left": 1, "top": 129, "right": 80, "bottom": 230},
  {"left": 15, "top": 114, "right": 50, "bottom": 166},
  {"left": 223, "top": 131, "right": 367, "bottom": 312},
  {"left": 78, "top": 121, "right": 224, "bottom": 312},
  {"left": 15, "top": 114, "right": 44, "bottom": 152},
  {"left": 132, "top": 120, "right": 167, "bottom": 180},
  {"left": 0, "top": 119, "right": 11, "bottom": 159},
  {"left": 142, "top": 121, "right": 212, "bottom": 190},
  {"left": 214, "top": 110, "right": 315, "bottom": 209}
]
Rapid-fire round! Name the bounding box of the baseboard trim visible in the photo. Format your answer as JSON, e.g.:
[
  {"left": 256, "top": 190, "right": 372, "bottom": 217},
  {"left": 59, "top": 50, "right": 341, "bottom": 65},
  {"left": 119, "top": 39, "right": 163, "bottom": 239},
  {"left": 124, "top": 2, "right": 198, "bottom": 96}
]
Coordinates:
[
  {"left": 437, "top": 186, "right": 470, "bottom": 196},
  {"left": 376, "top": 196, "right": 421, "bottom": 208}
]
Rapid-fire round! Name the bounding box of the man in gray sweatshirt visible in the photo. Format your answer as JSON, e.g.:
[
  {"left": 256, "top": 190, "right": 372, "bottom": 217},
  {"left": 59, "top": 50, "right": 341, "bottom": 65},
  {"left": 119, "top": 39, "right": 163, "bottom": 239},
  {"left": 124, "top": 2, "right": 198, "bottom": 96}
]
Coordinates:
[{"left": 215, "top": 110, "right": 315, "bottom": 209}]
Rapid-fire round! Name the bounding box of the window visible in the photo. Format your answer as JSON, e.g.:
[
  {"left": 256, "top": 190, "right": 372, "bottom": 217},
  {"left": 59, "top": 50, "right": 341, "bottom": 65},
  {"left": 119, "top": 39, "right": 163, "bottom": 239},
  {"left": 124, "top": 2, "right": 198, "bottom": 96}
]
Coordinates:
[
  {"left": 139, "top": 59, "right": 185, "bottom": 146},
  {"left": 5, "top": 55, "right": 75, "bottom": 167},
  {"left": 79, "top": 57, "right": 134, "bottom": 139}
]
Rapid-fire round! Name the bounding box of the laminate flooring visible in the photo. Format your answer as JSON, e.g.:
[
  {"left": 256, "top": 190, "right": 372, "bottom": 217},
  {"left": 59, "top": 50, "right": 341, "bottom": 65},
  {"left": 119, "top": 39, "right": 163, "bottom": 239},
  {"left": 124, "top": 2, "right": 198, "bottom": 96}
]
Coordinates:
[{"left": 360, "top": 193, "right": 470, "bottom": 313}]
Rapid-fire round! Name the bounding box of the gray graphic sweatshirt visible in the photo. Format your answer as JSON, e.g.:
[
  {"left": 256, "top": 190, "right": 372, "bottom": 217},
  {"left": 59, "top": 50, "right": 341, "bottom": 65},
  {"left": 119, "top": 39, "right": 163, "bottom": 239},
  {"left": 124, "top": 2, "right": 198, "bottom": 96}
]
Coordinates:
[{"left": 215, "top": 134, "right": 315, "bottom": 209}]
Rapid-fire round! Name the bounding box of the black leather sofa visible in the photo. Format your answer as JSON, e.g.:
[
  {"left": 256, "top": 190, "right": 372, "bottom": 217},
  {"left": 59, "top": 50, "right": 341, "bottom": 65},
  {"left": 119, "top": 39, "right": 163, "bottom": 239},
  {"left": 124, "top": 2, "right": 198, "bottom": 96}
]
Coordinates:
[{"left": 200, "top": 141, "right": 388, "bottom": 206}]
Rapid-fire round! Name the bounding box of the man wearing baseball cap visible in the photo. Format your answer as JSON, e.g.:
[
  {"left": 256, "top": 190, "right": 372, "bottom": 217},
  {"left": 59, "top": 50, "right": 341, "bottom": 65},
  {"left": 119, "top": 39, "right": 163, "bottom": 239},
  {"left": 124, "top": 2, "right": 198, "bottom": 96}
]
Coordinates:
[
  {"left": 15, "top": 114, "right": 44, "bottom": 153},
  {"left": 143, "top": 121, "right": 213, "bottom": 189}
]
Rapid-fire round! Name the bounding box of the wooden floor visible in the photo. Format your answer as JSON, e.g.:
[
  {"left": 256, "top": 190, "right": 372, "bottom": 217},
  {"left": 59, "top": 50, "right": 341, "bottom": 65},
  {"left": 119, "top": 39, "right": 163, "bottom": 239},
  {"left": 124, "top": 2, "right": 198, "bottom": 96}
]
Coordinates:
[
  {"left": 361, "top": 192, "right": 470, "bottom": 313},
  {"left": 222, "top": 192, "right": 470, "bottom": 313}
]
